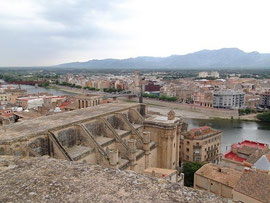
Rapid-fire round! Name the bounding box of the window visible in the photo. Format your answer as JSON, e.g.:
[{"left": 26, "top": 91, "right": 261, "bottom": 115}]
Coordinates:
[
  {"left": 195, "top": 157, "right": 200, "bottom": 162},
  {"left": 186, "top": 148, "right": 189, "bottom": 152},
  {"left": 187, "top": 141, "right": 190, "bottom": 145},
  {"left": 186, "top": 155, "right": 189, "bottom": 160},
  {"left": 174, "top": 143, "right": 176, "bottom": 148}
]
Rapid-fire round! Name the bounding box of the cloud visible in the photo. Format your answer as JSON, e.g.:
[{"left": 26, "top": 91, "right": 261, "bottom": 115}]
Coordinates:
[
  {"left": 1, "top": 0, "right": 270, "bottom": 66},
  {"left": 0, "top": 0, "right": 129, "bottom": 66}
]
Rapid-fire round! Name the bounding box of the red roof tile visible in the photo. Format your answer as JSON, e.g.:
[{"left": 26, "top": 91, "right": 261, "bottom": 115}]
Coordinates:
[{"left": 224, "top": 151, "right": 246, "bottom": 163}]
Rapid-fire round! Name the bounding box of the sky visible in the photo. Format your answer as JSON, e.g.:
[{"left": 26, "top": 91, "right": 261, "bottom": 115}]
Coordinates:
[{"left": 1, "top": 0, "right": 270, "bottom": 66}]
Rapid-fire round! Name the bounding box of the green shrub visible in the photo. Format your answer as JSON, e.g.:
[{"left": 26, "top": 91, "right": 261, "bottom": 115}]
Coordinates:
[
  {"left": 257, "top": 112, "right": 270, "bottom": 122},
  {"left": 183, "top": 162, "right": 205, "bottom": 187}
]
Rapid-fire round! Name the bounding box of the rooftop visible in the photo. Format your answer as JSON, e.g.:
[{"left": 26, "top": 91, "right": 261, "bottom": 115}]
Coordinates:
[
  {"left": 0, "top": 102, "right": 141, "bottom": 144},
  {"left": 195, "top": 163, "right": 243, "bottom": 188},
  {"left": 17, "top": 95, "right": 66, "bottom": 101},
  {"left": 224, "top": 140, "right": 268, "bottom": 163},
  {"left": 0, "top": 157, "right": 225, "bottom": 202},
  {"left": 253, "top": 154, "right": 270, "bottom": 171},
  {"left": 233, "top": 170, "right": 270, "bottom": 203},
  {"left": 213, "top": 90, "right": 244, "bottom": 96},
  {"left": 231, "top": 140, "right": 267, "bottom": 150},
  {"left": 224, "top": 151, "right": 246, "bottom": 163},
  {"left": 184, "top": 126, "right": 221, "bottom": 139},
  {"left": 144, "top": 114, "right": 182, "bottom": 126}
]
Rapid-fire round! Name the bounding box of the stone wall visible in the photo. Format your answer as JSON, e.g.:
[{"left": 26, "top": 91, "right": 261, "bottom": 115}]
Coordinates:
[
  {"left": 133, "top": 98, "right": 239, "bottom": 118},
  {"left": 0, "top": 157, "right": 227, "bottom": 202}
]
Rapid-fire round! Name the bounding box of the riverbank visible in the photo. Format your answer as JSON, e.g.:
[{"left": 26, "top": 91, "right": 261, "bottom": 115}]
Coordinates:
[
  {"left": 48, "top": 85, "right": 81, "bottom": 95},
  {"left": 148, "top": 106, "right": 210, "bottom": 119},
  {"left": 136, "top": 98, "right": 259, "bottom": 122},
  {"left": 126, "top": 98, "right": 238, "bottom": 120}
]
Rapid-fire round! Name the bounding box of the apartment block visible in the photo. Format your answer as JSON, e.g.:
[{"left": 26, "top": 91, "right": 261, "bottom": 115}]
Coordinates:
[
  {"left": 180, "top": 126, "right": 222, "bottom": 164},
  {"left": 213, "top": 90, "right": 245, "bottom": 109},
  {"left": 259, "top": 91, "right": 270, "bottom": 108}
]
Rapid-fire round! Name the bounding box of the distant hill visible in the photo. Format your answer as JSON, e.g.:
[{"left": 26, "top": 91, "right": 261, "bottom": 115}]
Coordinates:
[{"left": 56, "top": 48, "right": 270, "bottom": 69}]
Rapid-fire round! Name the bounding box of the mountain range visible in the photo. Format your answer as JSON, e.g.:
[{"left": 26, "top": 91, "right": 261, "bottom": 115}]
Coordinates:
[{"left": 56, "top": 48, "right": 270, "bottom": 69}]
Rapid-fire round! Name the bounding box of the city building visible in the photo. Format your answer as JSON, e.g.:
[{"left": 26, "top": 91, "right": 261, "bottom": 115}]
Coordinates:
[
  {"left": 198, "top": 72, "right": 208, "bottom": 78},
  {"left": 210, "top": 71, "right": 220, "bottom": 78},
  {"left": 180, "top": 126, "right": 222, "bottom": 164},
  {"left": 194, "top": 163, "right": 243, "bottom": 199},
  {"left": 213, "top": 90, "right": 245, "bottom": 109},
  {"left": 16, "top": 95, "right": 66, "bottom": 110},
  {"left": 198, "top": 71, "right": 219, "bottom": 78},
  {"left": 232, "top": 170, "right": 270, "bottom": 203},
  {"left": 144, "top": 81, "right": 161, "bottom": 96},
  {"left": 0, "top": 93, "right": 9, "bottom": 105},
  {"left": 194, "top": 90, "right": 213, "bottom": 107},
  {"left": 259, "top": 91, "right": 270, "bottom": 108},
  {"left": 75, "top": 94, "right": 103, "bottom": 109},
  {"left": 222, "top": 140, "right": 269, "bottom": 171}
]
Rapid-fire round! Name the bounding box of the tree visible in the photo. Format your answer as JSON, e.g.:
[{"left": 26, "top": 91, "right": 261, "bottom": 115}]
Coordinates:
[
  {"left": 257, "top": 112, "right": 270, "bottom": 122},
  {"left": 38, "top": 81, "right": 50, "bottom": 87},
  {"left": 183, "top": 162, "right": 204, "bottom": 187}
]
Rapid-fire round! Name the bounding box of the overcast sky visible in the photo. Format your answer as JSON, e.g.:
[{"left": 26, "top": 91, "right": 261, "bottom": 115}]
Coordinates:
[{"left": 1, "top": 0, "right": 270, "bottom": 66}]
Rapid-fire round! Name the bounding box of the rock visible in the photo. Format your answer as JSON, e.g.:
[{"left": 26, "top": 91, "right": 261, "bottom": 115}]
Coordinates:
[{"left": 0, "top": 157, "right": 227, "bottom": 202}]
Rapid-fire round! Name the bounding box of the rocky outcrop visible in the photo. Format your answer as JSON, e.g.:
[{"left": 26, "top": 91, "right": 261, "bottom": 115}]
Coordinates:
[{"left": 0, "top": 156, "right": 226, "bottom": 202}]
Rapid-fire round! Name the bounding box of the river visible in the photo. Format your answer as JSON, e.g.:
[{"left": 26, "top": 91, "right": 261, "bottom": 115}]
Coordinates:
[
  {"left": 0, "top": 80, "right": 76, "bottom": 96},
  {"left": 2, "top": 81, "right": 270, "bottom": 153},
  {"left": 186, "top": 118, "right": 270, "bottom": 153}
]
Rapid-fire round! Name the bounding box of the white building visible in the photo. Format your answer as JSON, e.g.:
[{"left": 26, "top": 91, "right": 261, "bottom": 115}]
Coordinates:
[
  {"left": 198, "top": 72, "right": 209, "bottom": 78},
  {"left": 210, "top": 71, "right": 220, "bottom": 78},
  {"left": 213, "top": 90, "right": 245, "bottom": 109},
  {"left": 198, "top": 71, "right": 219, "bottom": 78}
]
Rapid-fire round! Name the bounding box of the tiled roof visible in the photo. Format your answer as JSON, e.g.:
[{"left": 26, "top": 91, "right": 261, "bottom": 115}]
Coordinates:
[
  {"left": 224, "top": 151, "right": 246, "bottom": 163},
  {"left": 225, "top": 140, "right": 269, "bottom": 163},
  {"left": 232, "top": 140, "right": 267, "bottom": 150},
  {"left": 246, "top": 149, "right": 270, "bottom": 164},
  {"left": 195, "top": 164, "right": 242, "bottom": 188},
  {"left": 238, "top": 145, "right": 258, "bottom": 155},
  {"left": 234, "top": 170, "right": 270, "bottom": 203}
]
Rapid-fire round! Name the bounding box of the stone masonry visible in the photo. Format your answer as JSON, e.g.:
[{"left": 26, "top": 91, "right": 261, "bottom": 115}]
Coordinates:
[{"left": 0, "top": 156, "right": 226, "bottom": 202}]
